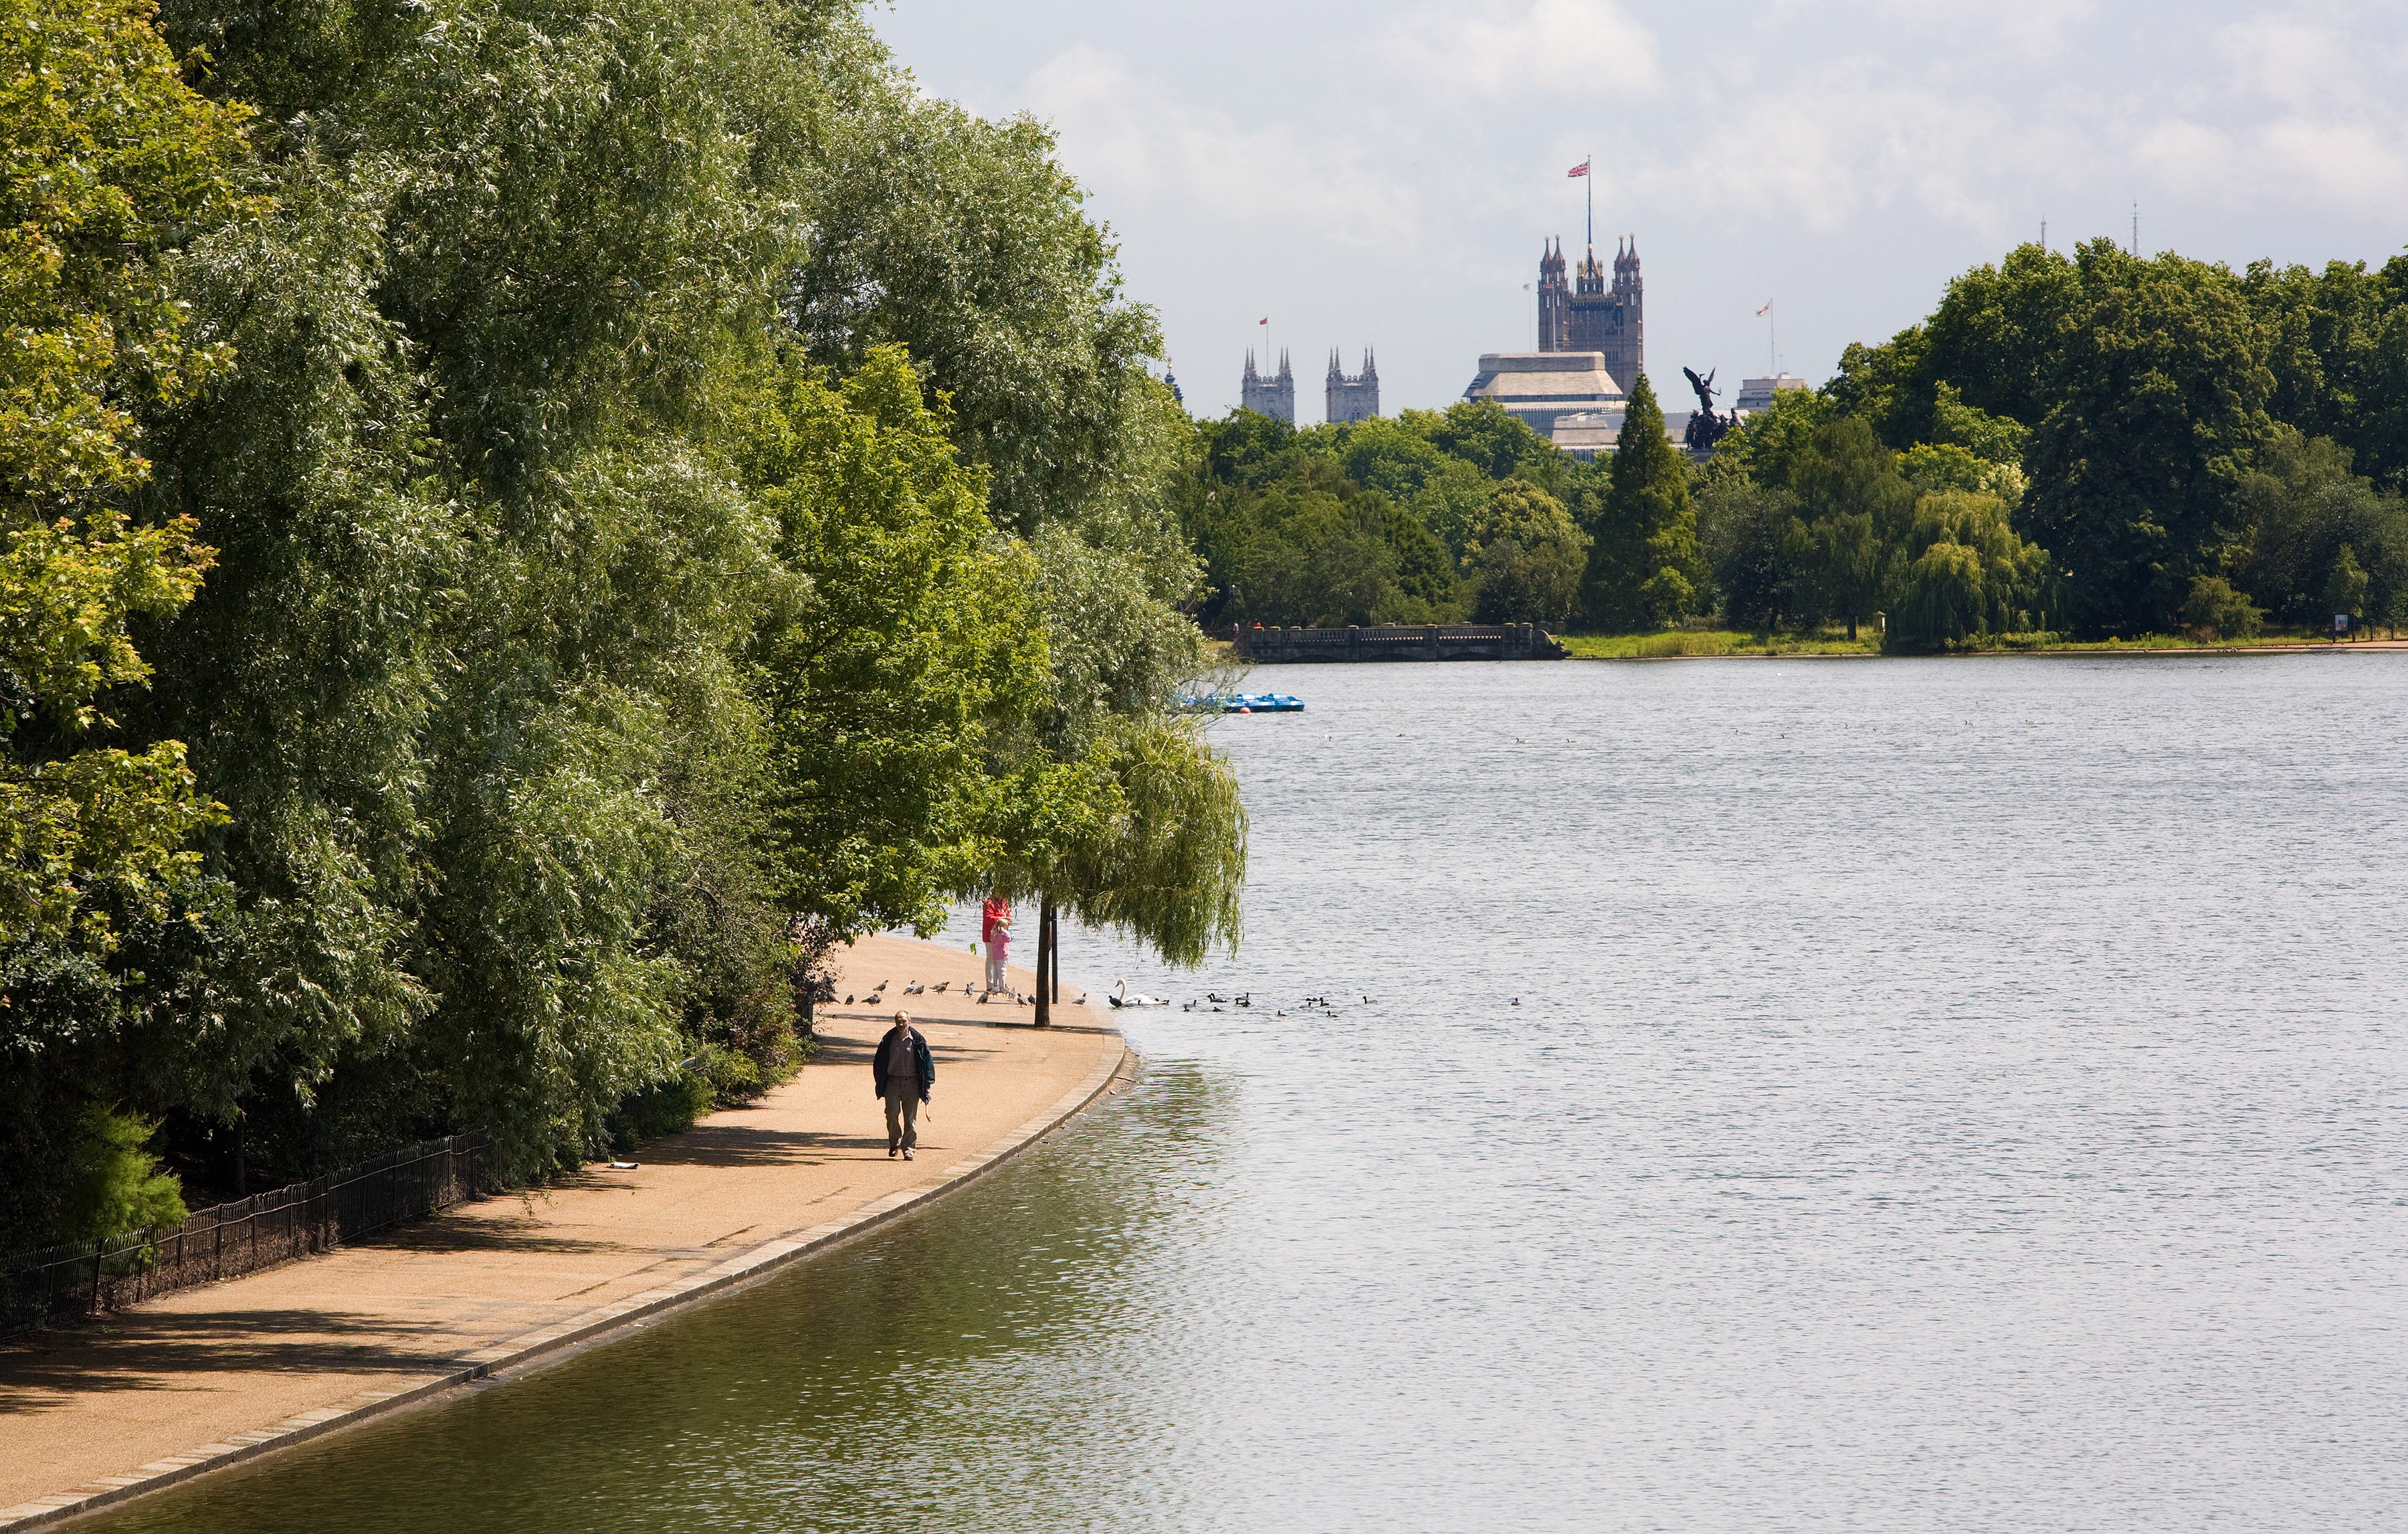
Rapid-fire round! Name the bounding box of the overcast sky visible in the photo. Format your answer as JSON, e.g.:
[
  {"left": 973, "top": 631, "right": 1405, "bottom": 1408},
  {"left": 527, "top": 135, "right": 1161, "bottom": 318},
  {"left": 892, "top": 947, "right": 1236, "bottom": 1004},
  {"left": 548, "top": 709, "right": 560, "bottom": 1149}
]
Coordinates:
[{"left": 871, "top": 1, "right": 2408, "bottom": 423}]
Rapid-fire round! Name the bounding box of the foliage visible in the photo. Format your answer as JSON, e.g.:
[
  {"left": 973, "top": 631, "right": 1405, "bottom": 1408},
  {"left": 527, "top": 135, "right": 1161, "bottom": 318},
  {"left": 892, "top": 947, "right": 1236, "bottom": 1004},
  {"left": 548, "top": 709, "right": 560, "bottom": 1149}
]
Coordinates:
[
  {"left": 2022, "top": 242, "right": 2277, "bottom": 634},
  {"left": 1465, "top": 480, "right": 1587, "bottom": 625},
  {"left": 744, "top": 348, "right": 1045, "bottom": 941},
  {"left": 2179, "top": 575, "right": 2262, "bottom": 641},
  {"left": 2229, "top": 429, "right": 2408, "bottom": 630},
  {"left": 56, "top": 1105, "right": 187, "bottom": 1242},
  {"left": 1823, "top": 236, "right": 2408, "bottom": 635},
  {"left": 1049, "top": 715, "right": 1245, "bottom": 968},
  {"left": 1, "top": 0, "right": 1247, "bottom": 1248},
  {"left": 1581, "top": 373, "right": 1706, "bottom": 630},
  {"left": 1886, "top": 490, "right": 2053, "bottom": 648},
  {"left": 787, "top": 90, "right": 1163, "bottom": 537}
]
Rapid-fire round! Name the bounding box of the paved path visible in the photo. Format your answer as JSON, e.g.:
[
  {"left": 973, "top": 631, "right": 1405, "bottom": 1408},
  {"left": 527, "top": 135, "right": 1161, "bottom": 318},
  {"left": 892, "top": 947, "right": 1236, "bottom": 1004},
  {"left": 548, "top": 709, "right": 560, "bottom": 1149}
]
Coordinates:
[{"left": 0, "top": 935, "right": 1126, "bottom": 1528}]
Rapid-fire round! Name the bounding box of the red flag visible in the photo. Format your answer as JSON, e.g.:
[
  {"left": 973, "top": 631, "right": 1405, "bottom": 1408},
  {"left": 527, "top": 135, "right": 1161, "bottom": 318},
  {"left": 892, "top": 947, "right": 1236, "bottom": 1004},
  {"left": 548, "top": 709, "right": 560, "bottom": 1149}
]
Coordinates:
[{"left": 1567, "top": 159, "right": 1591, "bottom": 178}]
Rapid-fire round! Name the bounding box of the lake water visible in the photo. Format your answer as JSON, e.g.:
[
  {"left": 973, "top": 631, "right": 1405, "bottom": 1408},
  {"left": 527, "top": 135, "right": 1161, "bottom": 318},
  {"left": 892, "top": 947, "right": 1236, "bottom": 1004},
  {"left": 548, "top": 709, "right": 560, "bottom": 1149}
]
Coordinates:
[{"left": 98, "top": 655, "right": 2408, "bottom": 1532}]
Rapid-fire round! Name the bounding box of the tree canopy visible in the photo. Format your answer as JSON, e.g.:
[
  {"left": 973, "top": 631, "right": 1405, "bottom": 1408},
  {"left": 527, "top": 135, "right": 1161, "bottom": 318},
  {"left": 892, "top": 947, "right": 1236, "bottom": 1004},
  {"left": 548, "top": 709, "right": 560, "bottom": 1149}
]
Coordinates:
[{"left": 1, "top": 0, "right": 1243, "bottom": 1249}]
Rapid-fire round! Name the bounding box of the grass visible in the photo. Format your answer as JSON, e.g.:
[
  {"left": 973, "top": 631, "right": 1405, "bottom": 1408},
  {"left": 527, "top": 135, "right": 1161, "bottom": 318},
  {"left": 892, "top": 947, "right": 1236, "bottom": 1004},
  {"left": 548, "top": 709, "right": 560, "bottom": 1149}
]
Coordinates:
[
  {"left": 1565, "top": 625, "right": 2400, "bottom": 660},
  {"left": 1561, "top": 629, "right": 1882, "bottom": 660}
]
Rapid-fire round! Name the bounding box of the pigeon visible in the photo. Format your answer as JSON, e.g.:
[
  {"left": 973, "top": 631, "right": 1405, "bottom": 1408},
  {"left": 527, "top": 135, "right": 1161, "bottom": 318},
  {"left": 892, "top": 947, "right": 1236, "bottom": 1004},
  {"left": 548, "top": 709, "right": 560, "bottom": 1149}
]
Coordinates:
[{"left": 933, "top": 980, "right": 950, "bottom": 993}]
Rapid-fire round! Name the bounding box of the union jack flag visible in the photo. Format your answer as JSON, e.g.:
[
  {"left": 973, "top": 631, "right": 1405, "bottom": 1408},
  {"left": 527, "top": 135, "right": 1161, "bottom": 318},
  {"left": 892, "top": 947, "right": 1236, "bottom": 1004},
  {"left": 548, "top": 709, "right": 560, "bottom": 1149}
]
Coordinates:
[{"left": 1567, "top": 159, "right": 1591, "bottom": 178}]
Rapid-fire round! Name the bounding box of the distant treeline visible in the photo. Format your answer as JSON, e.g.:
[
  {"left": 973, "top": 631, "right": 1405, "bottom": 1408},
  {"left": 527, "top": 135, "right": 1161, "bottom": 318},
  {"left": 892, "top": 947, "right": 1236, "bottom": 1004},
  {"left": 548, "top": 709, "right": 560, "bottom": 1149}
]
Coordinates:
[
  {"left": 1178, "top": 381, "right": 1703, "bottom": 635},
  {"left": 1189, "top": 239, "right": 2408, "bottom": 646}
]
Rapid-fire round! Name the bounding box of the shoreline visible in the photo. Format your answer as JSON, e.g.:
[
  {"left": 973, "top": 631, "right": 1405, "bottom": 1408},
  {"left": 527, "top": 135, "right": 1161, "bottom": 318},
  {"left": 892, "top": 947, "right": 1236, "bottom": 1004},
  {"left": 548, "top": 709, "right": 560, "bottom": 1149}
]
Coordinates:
[
  {"left": 0, "top": 935, "right": 1130, "bottom": 1531},
  {"left": 1569, "top": 638, "right": 2408, "bottom": 662}
]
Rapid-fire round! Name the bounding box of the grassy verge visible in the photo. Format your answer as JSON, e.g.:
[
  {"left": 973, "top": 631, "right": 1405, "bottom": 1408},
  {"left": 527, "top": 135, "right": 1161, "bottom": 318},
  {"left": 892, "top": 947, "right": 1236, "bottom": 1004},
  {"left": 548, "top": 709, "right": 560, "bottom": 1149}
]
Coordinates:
[
  {"left": 1565, "top": 626, "right": 2400, "bottom": 660},
  {"left": 1562, "top": 630, "right": 1882, "bottom": 659}
]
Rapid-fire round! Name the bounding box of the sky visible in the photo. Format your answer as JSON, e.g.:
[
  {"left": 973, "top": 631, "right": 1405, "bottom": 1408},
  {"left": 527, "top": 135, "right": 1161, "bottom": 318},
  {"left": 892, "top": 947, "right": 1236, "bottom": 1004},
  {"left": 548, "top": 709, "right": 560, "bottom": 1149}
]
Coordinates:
[{"left": 870, "top": 0, "right": 2408, "bottom": 423}]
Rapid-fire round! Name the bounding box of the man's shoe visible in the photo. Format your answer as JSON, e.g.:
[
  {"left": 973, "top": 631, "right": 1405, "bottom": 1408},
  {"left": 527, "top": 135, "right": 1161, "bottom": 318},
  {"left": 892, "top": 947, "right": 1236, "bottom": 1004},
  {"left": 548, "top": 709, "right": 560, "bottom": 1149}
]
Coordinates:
[
  {"left": 887, "top": 1145, "right": 897, "bottom": 1158},
  {"left": 903, "top": 1147, "right": 914, "bottom": 1161}
]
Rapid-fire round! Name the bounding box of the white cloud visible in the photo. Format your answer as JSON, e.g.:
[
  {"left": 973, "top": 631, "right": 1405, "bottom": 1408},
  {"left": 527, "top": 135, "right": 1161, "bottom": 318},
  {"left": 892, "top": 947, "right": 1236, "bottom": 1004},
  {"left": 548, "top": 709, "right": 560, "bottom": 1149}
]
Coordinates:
[
  {"left": 1025, "top": 45, "right": 1421, "bottom": 249},
  {"left": 1379, "top": 0, "right": 1659, "bottom": 100},
  {"left": 2134, "top": 16, "right": 2408, "bottom": 215}
]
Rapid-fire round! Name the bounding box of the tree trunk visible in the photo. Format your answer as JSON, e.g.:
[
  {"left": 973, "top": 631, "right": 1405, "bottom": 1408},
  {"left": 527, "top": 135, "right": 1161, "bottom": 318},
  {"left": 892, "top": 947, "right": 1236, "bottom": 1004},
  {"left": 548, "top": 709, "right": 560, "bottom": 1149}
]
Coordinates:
[
  {"left": 1846, "top": 611, "right": 1858, "bottom": 641},
  {"left": 1035, "top": 894, "right": 1055, "bottom": 1028}
]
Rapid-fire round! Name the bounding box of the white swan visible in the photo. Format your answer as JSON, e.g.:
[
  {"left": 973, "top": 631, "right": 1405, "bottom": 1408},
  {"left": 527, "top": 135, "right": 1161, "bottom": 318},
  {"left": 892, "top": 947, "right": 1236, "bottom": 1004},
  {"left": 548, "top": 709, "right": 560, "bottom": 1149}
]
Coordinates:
[{"left": 1109, "top": 980, "right": 1170, "bottom": 1008}]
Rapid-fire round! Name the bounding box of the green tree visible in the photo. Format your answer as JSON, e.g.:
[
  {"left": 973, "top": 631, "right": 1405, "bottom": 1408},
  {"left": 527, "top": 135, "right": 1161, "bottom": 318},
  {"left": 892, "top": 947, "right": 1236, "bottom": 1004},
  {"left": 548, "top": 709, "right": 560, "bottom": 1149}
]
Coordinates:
[
  {"left": 2231, "top": 429, "right": 2408, "bottom": 630},
  {"left": 2024, "top": 242, "right": 2278, "bottom": 634},
  {"left": 1794, "top": 417, "right": 1916, "bottom": 640},
  {"left": 1465, "top": 479, "right": 1587, "bottom": 625},
  {"left": 1693, "top": 464, "right": 1810, "bottom": 631},
  {"left": 1888, "top": 489, "right": 2052, "bottom": 646},
  {"left": 2324, "top": 544, "right": 2369, "bottom": 630},
  {"left": 2, "top": 0, "right": 253, "bottom": 1246},
  {"left": 1582, "top": 374, "right": 1707, "bottom": 628},
  {"left": 2179, "top": 575, "right": 2262, "bottom": 641}
]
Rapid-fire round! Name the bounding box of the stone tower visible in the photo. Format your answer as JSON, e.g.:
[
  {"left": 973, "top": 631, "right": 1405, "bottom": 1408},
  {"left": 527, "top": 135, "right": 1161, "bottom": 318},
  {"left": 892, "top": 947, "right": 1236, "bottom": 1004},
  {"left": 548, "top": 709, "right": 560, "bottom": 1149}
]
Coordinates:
[
  {"left": 1241, "top": 349, "right": 1295, "bottom": 425},
  {"left": 1325, "top": 348, "right": 1379, "bottom": 424},
  {"left": 1536, "top": 235, "right": 1643, "bottom": 395}
]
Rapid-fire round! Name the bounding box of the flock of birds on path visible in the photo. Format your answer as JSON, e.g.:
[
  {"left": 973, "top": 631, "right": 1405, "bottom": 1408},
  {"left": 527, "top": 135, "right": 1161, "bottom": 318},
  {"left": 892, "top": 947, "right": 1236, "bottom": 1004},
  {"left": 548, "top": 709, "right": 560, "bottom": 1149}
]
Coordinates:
[{"left": 841, "top": 978, "right": 1472, "bottom": 1022}]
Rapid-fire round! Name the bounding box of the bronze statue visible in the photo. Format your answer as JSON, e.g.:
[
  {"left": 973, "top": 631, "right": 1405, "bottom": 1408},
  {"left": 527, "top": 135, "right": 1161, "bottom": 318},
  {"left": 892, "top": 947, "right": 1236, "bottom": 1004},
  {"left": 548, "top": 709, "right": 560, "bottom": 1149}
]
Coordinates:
[{"left": 1681, "top": 366, "right": 1736, "bottom": 454}]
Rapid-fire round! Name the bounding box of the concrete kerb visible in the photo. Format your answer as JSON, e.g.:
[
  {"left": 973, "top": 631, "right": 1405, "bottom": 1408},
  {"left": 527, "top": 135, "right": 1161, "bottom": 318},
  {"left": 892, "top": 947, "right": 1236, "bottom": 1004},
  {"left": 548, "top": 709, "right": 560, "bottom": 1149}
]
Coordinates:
[{"left": 0, "top": 1035, "right": 1136, "bottom": 1532}]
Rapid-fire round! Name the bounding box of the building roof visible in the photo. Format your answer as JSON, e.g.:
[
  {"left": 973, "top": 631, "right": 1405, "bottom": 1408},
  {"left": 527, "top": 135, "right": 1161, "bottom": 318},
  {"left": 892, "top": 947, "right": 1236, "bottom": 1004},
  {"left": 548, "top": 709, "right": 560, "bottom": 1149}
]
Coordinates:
[{"left": 1462, "top": 352, "right": 1627, "bottom": 444}]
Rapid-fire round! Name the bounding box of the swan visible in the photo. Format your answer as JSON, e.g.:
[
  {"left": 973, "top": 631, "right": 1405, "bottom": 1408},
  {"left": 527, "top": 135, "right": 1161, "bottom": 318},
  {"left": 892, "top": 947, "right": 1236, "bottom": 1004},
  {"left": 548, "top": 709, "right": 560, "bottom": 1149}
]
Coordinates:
[{"left": 1109, "top": 980, "right": 1170, "bottom": 1008}]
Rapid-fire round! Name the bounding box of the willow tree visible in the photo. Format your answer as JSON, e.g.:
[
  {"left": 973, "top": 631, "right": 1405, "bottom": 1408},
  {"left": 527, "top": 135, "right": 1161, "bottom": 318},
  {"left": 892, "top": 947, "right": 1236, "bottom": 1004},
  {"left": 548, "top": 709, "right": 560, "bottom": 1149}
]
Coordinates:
[{"left": 980, "top": 504, "right": 1246, "bottom": 1025}]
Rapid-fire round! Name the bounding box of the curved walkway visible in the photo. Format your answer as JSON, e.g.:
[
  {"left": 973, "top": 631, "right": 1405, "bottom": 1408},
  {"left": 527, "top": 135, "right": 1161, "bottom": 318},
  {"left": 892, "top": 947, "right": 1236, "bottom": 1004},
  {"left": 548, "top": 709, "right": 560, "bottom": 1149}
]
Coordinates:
[{"left": 0, "top": 935, "right": 1128, "bottom": 1529}]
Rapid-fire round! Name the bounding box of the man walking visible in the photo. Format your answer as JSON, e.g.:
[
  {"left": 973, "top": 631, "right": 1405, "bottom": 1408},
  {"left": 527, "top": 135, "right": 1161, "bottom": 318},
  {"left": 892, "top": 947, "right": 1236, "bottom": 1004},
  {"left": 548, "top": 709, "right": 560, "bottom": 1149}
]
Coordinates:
[{"left": 872, "top": 1011, "right": 934, "bottom": 1161}]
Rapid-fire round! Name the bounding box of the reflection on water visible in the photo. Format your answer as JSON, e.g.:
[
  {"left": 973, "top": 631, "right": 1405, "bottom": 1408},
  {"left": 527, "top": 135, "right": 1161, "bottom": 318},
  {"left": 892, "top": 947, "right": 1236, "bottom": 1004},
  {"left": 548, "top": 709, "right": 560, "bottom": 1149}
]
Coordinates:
[{"left": 98, "top": 657, "right": 2408, "bottom": 1531}]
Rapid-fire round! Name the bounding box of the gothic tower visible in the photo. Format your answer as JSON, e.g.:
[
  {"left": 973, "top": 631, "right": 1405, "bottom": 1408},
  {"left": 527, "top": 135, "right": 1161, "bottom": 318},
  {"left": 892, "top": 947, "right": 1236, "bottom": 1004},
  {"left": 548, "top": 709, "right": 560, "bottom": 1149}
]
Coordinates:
[
  {"left": 1325, "top": 348, "right": 1379, "bottom": 424},
  {"left": 1536, "top": 238, "right": 1570, "bottom": 351},
  {"left": 1536, "top": 235, "right": 1643, "bottom": 395},
  {"left": 1241, "top": 349, "right": 1296, "bottom": 425}
]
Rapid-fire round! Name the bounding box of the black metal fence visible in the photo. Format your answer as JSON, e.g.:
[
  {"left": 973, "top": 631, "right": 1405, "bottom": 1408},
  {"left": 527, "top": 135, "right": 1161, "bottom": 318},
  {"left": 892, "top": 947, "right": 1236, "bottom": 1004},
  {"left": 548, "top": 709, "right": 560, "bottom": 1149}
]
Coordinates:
[{"left": 1, "top": 1132, "right": 494, "bottom": 1337}]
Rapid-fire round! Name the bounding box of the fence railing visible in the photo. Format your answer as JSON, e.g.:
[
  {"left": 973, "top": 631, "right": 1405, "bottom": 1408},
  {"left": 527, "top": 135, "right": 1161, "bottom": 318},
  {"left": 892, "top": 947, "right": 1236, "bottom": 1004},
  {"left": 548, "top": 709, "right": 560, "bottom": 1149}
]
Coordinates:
[{"left": 1, "top": 1132, "right": 495, "bottom": 1337}]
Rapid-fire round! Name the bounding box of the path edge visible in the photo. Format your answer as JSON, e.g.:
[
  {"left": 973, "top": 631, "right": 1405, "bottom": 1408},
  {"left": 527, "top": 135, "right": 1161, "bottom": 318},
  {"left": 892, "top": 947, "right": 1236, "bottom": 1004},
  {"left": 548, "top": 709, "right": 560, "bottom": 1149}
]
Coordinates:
[{"left": 1, "top": 1033, "right": 1137, "bottom": 1531}]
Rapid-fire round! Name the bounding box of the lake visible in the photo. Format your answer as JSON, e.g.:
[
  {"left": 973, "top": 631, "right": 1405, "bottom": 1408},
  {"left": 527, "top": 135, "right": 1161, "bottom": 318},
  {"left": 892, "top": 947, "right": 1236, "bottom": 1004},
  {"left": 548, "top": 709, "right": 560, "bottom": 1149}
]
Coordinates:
[{"left": 96, "top": 654, "right": 2408, "bottom": 1532}]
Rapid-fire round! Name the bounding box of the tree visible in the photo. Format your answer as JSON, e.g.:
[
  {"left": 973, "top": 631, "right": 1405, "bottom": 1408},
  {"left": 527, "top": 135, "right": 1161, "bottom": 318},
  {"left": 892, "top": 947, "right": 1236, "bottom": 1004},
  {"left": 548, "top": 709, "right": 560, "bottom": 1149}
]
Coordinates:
[
  {"left": 746, "top": 347, "right": 1046, "bottom": 939},
  {"left": 2180, "top": 575, "right": 2262, "bottom": 641},
  {"left": 1694, "top": 466, "right": 1810, "bottom": 632},
  {"left": 2024, "top": 242, "right": 2277, "bottom": 634},
  {"left": 1466, "top": 480, "right": 1587, "bottom": 625},
  {"left": 1794, "top": 417, "right": 1916, "bottom": 640},
  {"left": 2, "top": 0, "right": 252, "bottom": 1247},
  {"left": 2324, "top": 544, "right": 2369, "bottom": 631},
  {"left": 2232, "top": 429, "right": 2408, "bottom": 630},
  {"left": 787, "top": 90, "right": 1163, "bottom": 537},
  {"left": 1583, "top": 373, "right": 1707, "bottom": 629}
]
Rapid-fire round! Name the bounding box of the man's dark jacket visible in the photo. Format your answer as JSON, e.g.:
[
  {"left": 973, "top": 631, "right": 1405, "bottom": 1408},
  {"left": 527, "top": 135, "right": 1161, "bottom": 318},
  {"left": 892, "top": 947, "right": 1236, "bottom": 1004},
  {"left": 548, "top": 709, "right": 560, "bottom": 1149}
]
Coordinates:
[{"left": 872, "top": 1027, "right": 934, "bottom": 1101}]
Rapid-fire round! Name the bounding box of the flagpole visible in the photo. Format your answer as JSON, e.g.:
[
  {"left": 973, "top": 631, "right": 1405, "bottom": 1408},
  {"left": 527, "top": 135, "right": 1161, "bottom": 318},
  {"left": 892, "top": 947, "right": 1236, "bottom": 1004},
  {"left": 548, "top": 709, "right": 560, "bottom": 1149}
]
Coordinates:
[{"left": 1585, "top": 154, "right": 1593, "bottom": 251}]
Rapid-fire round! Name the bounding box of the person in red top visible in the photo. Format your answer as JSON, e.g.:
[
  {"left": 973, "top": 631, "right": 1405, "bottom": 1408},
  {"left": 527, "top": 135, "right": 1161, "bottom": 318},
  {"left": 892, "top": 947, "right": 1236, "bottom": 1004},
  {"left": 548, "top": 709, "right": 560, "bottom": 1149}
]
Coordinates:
[{"left": 980, "top": 895, "right": 1011, "bottom": 996}]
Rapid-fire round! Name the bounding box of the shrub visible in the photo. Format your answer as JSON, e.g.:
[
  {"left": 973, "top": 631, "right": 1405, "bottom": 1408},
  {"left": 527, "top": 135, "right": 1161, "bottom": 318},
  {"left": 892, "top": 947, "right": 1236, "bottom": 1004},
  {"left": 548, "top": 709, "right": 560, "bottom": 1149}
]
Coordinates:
[
  {"left": 2180, "top": 575, "right": 2263, "bottom": 640},
  {"left": 56, "top": 1109, "right": 187, "bottom": 1243}
]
